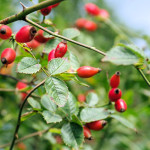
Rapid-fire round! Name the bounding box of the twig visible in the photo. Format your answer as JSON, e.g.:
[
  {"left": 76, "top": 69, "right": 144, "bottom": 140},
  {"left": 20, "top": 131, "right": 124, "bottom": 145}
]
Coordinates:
[
  {"left": 0, "top": 0, "right": 64, "bottom": 24},
  {"left": 9, "top": 79, "right": 46, "bottom": 150},
  {"left": 0, "top": 74, "right": 35, "bottom": 85},
  {"left": 25, "top": 18, "right": 106, "bottom": 56},
  {"left": 0, "top": 88, "right": 41, "bottom": 98},
  {"left": 0, "top": 126, "right": 52, "bottom": 149}
]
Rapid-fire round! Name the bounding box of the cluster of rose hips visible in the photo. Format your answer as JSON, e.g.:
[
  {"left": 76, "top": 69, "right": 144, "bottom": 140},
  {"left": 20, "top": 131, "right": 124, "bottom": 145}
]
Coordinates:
[
  {"left": 109, "top": 72, "right": 127, "bottom": 112},
  {"left": 76, "top": 3, "right": 109, "bottom": 31}
]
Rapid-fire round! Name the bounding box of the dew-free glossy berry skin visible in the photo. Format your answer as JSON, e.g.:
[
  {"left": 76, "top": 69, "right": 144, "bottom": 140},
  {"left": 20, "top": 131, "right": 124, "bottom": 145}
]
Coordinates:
[
  {"left": 84, "top": 20, "right": 97, "bottom": 31},
  {"left": 52, "top": 3, "right": 60, "bottom": 8},
  {"left": 16, "top": 81, "right": 28, "bottom": 101},
  {"left": 110, "top": 71, "right": 120, "bottom": 88},
  {"left": 85, "top": 3, "right": 100, "bottom": 16},
  {"left": 34, "top": 29, "right": 52, "bottom": 43},
  {"left": 55, "top": 42, "right": 67, "bottom": 58},
  {"left": 0, "top": 25, "right": 12, "bottom": 40},
  {"left": 77, "top": 94, "right": 86, "bottom": 103},
  {"left": 1, "top": 48, "right": 16, "bottom": 65},
  {"left": 40, "top": 6, "right": 52, "bottom": 16},
  {"left": 86, "top": 120, "right": 107, "bottom": 131},
  {"left": 76, "top": 18, "right": 87, "bottom": 29},
  {"left": 98, "top": 9, "right": 109, "bottom": 21},
  {"left": 83, "top": 126, "right": 92, "bottom": 140},
  {"left": 108, "top": 88, "right": 122, "bottom": 102},
  {"left": 115, "top": 99, "right": 127, "bottom": 112},
  {"left": 15, "top": 25, "right": 37, "bottom": 43},
  {"left": 48, "top": 49, "right": 56, "bottom": 61},
  {"left": 26, "top": 39, "right": 40, "bottom": 49},
  {"left": 77, "top": 66, "right": 101, "bottom": 78}
]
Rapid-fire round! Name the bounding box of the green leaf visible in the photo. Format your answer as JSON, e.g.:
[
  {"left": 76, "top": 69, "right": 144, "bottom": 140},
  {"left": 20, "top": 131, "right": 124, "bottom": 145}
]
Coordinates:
[
  {"left": 61, "top": 122, "right": 84, "bottom": 148},
  {"left": 66, "top": 52, "right": 80, "bottom": 71},
  {"left": 86, "top": 92, "right": 99, "bottom": 107},
  {"left": 102, "top": 46, "right": 140, "bottom": 65},
  {"left": 44, "top": 38, "right": 60, "bottom": 53},
  {"left": 42, "top": 110, "right": 62, "bottom": 123},
  {"left": 62, "top": 28, "right": 80, "bottom": 39},
  {"left": 72, "top": 115, "right": 83, "bottom": 126},
  {"left": 80, "top": 108, "right": 110, "bottom": 122},
  {"left": 21, "top": 111, "right": 37, "bottom": 122},
  {"left": 45, "top": 77, "right": 68, "bottom": 107},
  {"left": 111, "top": 114, "right": 137, "bottom": 132},
  {"left": 118, "top": 43, "right": 145, "bottom": 58},
  {"left": 17, "top": 57, "right": 41, "bottom": 74},
  {"left": 62, "top": 92, "right": 78, "bottom": 119},
  {"left": 41, "top": 94, "right": 57, "bottom": 112},
  {"left": 48, "top": 58, "right": 70, "bottom": 75},
  {"left": 28, "top": 97, "right": 41, "bottom": 109}
]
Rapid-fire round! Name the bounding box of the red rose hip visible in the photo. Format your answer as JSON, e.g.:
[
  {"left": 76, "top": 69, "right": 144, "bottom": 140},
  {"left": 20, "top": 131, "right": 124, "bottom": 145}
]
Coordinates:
[
  {"left": 26, "top": 39, "right": 40, "bottom": 49},
  {"left": 40, "top": 6, "right": 52, "bottom": 16},
  {"left": 0, "top": 25, "right": 12, "bottom": 40},
  {"left": 76, "top": 18, "right": 87, "bottom": 29},
  {"left": 52, "top": 3, "right": 60, "bottom": 8},
  {"left": 115, "top": 99, "right": 127, "bottom": 112},
  {"left": 77, "top": 94, "right": 86, "bottom": 103},
  {"left": 98, "top": 9, "right": 109, "bottom": 21},
  {"left": 15, "top": 25, "right": 37, "bottom": 43},
  {"left": 1, "top": 48, "right": 16, "bottom": 65},
  {"left": 55, "top": 41, "right": 67, "bottom": 58},
  {"left": 85, "top": 3, "right": 100, "bottom": 16},
  {"left": 84, "top": 20, "right": 97, "bottom": 31},
  {"left": 77, "top": 66, "right": 101, "bottom": 78},
  {"left": 108, "top": 88, "right": 122, "bottom": 102},
  {"left": 83, "top": 126, "right": 92, "bottom": 140},
  {"left": 110, "top": 71, "right": 120, "bottom": 88},
  {"left": 86, "top": 120, "right": 107, "bottom": 131},
  {"left": 48, "top": 49, "right": 56, "bottom": 61}
]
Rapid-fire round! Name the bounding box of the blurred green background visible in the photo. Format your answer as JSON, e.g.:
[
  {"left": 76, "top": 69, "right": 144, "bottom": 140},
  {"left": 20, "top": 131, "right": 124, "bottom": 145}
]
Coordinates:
[{"left": 0, "top": 0, "right": 150, "bottom": 150}]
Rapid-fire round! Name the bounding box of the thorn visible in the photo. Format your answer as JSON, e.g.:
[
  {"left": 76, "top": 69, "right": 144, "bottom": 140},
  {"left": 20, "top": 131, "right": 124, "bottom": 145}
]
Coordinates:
[{"left": 20, "top": 2, "right": 27, "bottom": 11}]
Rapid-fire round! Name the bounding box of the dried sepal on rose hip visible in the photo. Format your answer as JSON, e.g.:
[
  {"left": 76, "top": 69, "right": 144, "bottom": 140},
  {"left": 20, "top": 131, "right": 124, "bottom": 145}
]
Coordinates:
[
  {"left": 55, "top": 41, "right": 67, "bottom": 58},
  {"left": 86, "top": 120, "right": 107, "bottom": 131},
  {"left": 115, "top": 99, "right": 127, "bottom": 112},
  {"left": 108, "top": 88, "right": 122, "bottom": 102},
  {"left": 15, "top": 25, "right": 37, "bottom": 43},
  {"left": 83, "top": 126, "right": 92, "bottom": 140},
  {"left": 40, "top": 6, "right": 52, "bottom": 16},
  {"left": 77, "top": 66, "right": 101, "bottom": 78},
  {"left": 1, "top": 48, "right": 16, "bottom": 65},
  {"left": 0, "top": 25, "right": 12, "bottom": 40},
  {"left": 110, "top": 71, "right": 120, "bottom": 88},
  {"left": 48, "top": 49, "right": 56, "bottom": 62}
]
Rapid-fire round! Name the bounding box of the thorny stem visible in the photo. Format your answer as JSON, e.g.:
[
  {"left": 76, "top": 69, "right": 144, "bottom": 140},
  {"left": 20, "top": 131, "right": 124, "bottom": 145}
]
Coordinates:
[
  {"left": 9, "top": 79, "right": 45, "bottom": 150},
  {"left": 0, "top": 0, "right": 64, "bottom": 24},
  {"left": 25, "top": 18, "right": 106, "bottom": 56}
]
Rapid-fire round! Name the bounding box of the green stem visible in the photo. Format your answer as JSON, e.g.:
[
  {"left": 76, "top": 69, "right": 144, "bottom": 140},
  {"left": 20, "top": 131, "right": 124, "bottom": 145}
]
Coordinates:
[
  {"left": 25, "top": 18, "right": 106, "bottom": 56},
  {"left": 137, "top": 68, "right": 150, "bottom": 87},
  {"left": 0, "top": 0, "right": 64, "bottom": 24}
]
